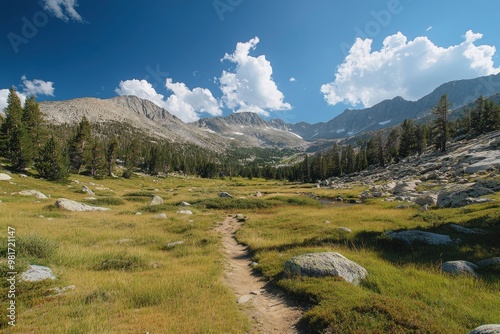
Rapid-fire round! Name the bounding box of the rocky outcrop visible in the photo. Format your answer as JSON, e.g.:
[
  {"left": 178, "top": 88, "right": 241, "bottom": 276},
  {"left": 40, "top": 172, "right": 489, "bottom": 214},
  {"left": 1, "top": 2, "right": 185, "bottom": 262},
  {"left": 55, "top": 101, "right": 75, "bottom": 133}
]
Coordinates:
[
  {"left": 469, "top": 324, "right": 500, "bottom": 334},
  {"left": 82, "top": 186, "right": 95, "bottom": 195},
  {"left": 437, "top": 181, "right": 499, "bottom": 208},
  {"left": 477, "top": 257, "right": 500, "bottom": 272},
  {"left": 284, "top": 252, "right": 368, "bottom": 285},
  {"left": 56, "top": 198, "right": 110, "bottom": 212},
  {"left": 18, "top": 190, "right": 48, "bottom": 199}
]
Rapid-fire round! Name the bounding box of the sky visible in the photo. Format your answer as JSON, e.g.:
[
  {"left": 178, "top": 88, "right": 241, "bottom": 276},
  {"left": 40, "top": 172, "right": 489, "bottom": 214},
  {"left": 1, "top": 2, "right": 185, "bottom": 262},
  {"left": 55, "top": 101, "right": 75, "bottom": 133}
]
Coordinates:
[{"left": 1, "top": 0, "right": 500, "bottom": 124}]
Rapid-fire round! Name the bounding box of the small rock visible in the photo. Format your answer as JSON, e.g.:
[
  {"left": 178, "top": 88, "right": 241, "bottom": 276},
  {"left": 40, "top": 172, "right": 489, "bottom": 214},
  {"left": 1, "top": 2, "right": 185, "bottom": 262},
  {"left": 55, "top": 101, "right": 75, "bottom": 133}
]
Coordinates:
[
  {"left": 167, "top": 241, "right": 184, "bottom": 248},
  {"left": 178, "top": 210, "right": 193, "bottom": 215},
  {"left": 19, "top": 174, "right": 28, "bottom": 178},
  {"left": 219, "top": 192, "right": 233, "bottom": 198},
  {"left": 0, "top": 173, "right": 12, "bottom": 181},
  {"left": 155, "top": 213, "right": 167, "bottom": 219},
  {"left": 415, "top": 194, "right": 437, "bottom": 207},
  {"left": 18, "top": 190, "right": 48, "bottom": 199},
  {"left": 255, "top": 191, "right": 263, "bottom": 197},
  {"left": 20, "top": 265, "right": 56, "bottom": 282},
  {"left": 336, "top": 227, "right": 352, "bottom": 233},
  {"left": 82, "top": 186, "right": 95, "bottom": 195},
  {"left": 180, "top": 201, "right": 191, "bottom": 206},
  {"left": 85, "top": 197, "right": 97, "bottom": 201},
  {"left": 56, "top": 198, "right": 110, "bottom": 212},
  {"left": 250, "top": 262, "right": 259, "bottom": 268},
  {"left": 237, "top": 295, "right": 254, "bottom": 304},
  {"left": 117, "top": 239, "right": 132, "bottom": 244},
  {"left": 150, "top": 195, "right": 163, "bottom": 206},
  {"left": 135, "top": 212, "right": 142, "bottom": 215},
  {"left": 469, "top": 324, "right": 500, "bottom": 334},
  {"left": 442, "top": 261, "right": 479, "bottom": 277},
  {"left": 48, "top": 285, "right": 76, "bottom": 297},
  {"left": 235, "top": 214, "right": 246, "bottom": 222}
]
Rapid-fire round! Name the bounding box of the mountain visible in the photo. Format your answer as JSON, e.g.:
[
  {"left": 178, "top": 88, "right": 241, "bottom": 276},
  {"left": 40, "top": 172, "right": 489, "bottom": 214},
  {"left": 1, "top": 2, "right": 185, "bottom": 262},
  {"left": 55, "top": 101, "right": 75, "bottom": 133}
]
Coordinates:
[
  {"left": 285, "top": 73, "right": 500, "bottom": 140},
  {"left": 39, "top": 95, "right": 229, "bottom": 151},
  {"left": 195, "top": 112, "right": 307, "bottom": 149}
]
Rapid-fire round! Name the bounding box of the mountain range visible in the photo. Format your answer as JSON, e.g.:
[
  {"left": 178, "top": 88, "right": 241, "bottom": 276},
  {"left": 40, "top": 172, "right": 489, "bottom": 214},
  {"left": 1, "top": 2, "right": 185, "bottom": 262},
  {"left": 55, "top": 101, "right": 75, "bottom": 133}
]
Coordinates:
[{"left": 37, "top": 73, "right": 500, "bottom": 151}]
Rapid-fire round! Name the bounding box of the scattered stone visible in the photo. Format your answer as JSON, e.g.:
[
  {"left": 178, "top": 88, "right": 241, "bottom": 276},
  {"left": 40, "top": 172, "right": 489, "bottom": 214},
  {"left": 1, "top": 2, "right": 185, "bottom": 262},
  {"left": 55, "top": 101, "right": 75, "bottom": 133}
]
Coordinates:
[
  {"left": 386, "top": 230, "right": 453, "bottom": 246},
  {"left": 237, "top": 295, "right": 254, "bottom": 304},
  {"left": 415, "top": 194, "right": 437, "bottom": 207},
  {"left": 235, "top": 214, "right": 246, "bottom": 222},
  {"left": 18, "top": 190, "right": 48, "bottom": 199},
  {"left": 178, "top": 210, "right": 193, "bottom": 215},
  {"left": 48, "top": 285, "right": 76, "bottom": 297},
  {"left": 167, "top": 241, "right": 184, "bottom": 248},
  {"left": 135, "top": 212, "right": 142, "bottom": 215},
  {"left": 180, "top": 201, "right": 191, "bottom": 206},
  {"left": 19, "top": 174, "right": 28, "bottom": 178},
  {"left": 56, "top": 198, "right": 110, "bottom": 212},
  {"left": 336, "top": 227, "right": 352, "bottom": 233},
  {"left": 437, "top": 183, "right": 495, "bottom": 208},
  {"left": 150, "top": 195, "right": 163, "bottom": 206},
  {"left": 0, "top": 173, "right": 12, "bottom": 181},
  {"left": 448, "top": 224, "right": 486, "bottom": 235},
  {"left": 155, "top": 213, "right": 167, "bottom": 219},
  {"left": 442, "top": 261, "right": 479, "bottom": 277},
  {"left": 85, "top": 197, "right": 97, "bottom": 201},
  {"left": 255, "top": 191, "right": 263, "bottom": 197},
  {"left": 284, "top": 252, "right": 368, "bottom": 285},
  {"left": 20, "top": 265, "right": 56, "bottom": 282},
  {"left": 219, "top": 192, "right": 233, "bottom": 198},
  {"left": 469, "top": 324, "right": 500, "bottom": 334},
  {"left": 82, "top": 186, "right": 95, "bottom": 195}
]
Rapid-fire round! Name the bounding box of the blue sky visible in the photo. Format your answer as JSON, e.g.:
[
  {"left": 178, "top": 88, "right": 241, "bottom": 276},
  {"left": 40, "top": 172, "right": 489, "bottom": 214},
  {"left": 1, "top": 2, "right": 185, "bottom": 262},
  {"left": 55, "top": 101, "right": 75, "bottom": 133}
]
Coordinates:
[{"left": 1, "top": 0, "right": 500, "bottom": 123}]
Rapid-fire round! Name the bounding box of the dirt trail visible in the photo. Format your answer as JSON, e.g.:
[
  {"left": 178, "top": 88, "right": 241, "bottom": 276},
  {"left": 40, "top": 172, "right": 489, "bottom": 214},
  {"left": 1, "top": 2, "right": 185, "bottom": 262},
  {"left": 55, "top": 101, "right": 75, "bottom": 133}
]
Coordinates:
[{"left": 216, "top": 215, "right": 304, "bottom": 334}]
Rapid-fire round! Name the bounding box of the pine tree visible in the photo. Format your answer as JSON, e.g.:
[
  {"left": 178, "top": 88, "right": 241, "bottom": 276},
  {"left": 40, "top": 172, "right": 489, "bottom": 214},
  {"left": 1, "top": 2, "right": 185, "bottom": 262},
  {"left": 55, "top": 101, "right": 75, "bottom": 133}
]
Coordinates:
[
  {"left": 90, "top": 140, "right": 106, "bottom": 179},
  {"left": 399, "top": 119, "right": 416, "bottom": 158},
  {"left": 69, "top": 116, "right": 92, "bottom": 174},
  {"left": 34, "top": 136, "right": 69, "bottom": 181},
  {"left": 106, "top": 137, "right": 118, "bottom": 177},
  {"left": 386, "top": 127, "right": 401, "bottom": 162},
  {"left": 0, "top": 87, "right": 29, "bottom": 169},
  {"left": 22, "top": 95, "right": 46, "bottom": 152},
  {"left": 432, "top": 94, "right": 451, "bottom": 153},
  {"left": 415, "top": 124, "right": 428, "bottom": 155}
]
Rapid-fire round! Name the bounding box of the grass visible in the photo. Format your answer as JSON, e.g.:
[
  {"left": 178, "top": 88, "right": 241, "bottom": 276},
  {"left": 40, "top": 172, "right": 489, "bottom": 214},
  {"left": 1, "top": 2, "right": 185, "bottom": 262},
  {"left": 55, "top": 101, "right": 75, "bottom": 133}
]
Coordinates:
[{"left": 0, "top": 171, "right": 498, "bottom": 333}]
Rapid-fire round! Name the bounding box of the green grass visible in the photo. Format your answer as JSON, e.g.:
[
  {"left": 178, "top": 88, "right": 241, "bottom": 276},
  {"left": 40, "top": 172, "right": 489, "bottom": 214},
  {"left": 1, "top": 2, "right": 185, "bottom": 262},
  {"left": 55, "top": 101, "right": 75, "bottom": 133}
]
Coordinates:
[{"left": 0, "top": 172, "right": 498, "bottom": 333}]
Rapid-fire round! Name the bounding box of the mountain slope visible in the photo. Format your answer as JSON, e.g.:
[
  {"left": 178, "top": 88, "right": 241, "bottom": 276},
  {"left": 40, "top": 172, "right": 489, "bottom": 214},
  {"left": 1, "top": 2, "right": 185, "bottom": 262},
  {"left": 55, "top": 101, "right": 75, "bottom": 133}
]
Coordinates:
[{"left": 286, "top": 73, "right": 500, "bottom": 140}]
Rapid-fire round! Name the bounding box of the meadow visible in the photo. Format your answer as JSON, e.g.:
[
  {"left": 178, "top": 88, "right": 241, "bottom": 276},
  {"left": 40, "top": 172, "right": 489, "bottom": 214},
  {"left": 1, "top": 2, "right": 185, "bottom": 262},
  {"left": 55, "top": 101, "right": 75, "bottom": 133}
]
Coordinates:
[{"left": 0, "top": 172, "right": 499, "bottom": 333}]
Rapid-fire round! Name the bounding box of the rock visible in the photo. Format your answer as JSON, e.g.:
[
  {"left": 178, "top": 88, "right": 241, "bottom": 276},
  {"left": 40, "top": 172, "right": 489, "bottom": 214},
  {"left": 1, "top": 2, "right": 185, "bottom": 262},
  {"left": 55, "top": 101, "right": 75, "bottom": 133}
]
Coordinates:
[
  {"left": 448, "top": 224, "right": 486, "bottom": 235},
  {"left": 47, "top": 285, "right": 76, "bottom": 297},
  {"left": 81, "top": 186, "right": 94, "bottom": 195},
  {"left": 155, "top": 213, "right": 167, "bottom": 219},
  {"left": 18, "top": 190, "right": 48, "bottom": 199},
  {"left": 393, "top": 181, "right": 419, "bottom": 195},
  {"left": 336, "top": 227, "right": 352, "bottom": 233},
  {"left": 415, "top": 194, "right": 437, "bottom": 207},
  {"left": 177, "top": 210, "right": 193, "bottom": 215},
  {"left": 0, "top": 173, "right": 12, "bottom": 181},
  {"left": 167, "top": 241, "right": 184, "bottom": 248},
  {"left": 20, "top": 265, "right": 56, "bottom": 282},
  {"left": 237, "top": 295, "right": 254, "bottom": 304},
  {"left": 150, "top": 195, "right": 163, "bottom": 206},
  {"left": 85, "top": 197, "right": 97, "bottom": 200},
  {"left": 284, "top": 252, "right": 368, "bottom": 285},
  {"left": 219, "top": 192, "right": 233, "bottom": 198},
  {"left": 180, "top": 201, "right": 191, "bottom": 206},
  {"left": 255, "top": 191, "right": 263, "bottom": 197},
  {"left": 135, "top": 212, "right": 142, "bottom": 215},
  {"left": 235, "top": 214, "right": 246, "bottom": 222},
  {"left": 386, "top": 230, "right": 453, "bottom": 245},
  {"left": 437, "top": 184, "right": 495, "bottom": 208},
  {"left": 442, "top": 261, "right": 479, "bottom": 277},
  {"left": 477, "top": 257, "right": 500, "bottom": 272},
  {"left": 469, "top": 324, "right": 500, "bottom": 334},
  {"left": 396, "top": 204, "right": 409, "bottom": 209},
  {"left": 56, "top": 198, "right": 110, "bottom": 212}
]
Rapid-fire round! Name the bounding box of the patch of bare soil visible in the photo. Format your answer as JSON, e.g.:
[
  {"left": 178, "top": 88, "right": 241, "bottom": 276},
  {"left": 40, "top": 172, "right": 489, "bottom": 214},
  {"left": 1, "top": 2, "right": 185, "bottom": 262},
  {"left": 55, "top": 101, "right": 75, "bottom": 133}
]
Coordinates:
[{"left": 216, "top": 215, "right": 304, "bottom": 334}]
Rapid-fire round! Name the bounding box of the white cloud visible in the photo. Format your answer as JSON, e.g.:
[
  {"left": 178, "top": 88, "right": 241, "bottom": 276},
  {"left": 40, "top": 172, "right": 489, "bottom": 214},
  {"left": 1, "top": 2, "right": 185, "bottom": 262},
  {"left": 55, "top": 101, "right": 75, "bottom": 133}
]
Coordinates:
[
  {"left": 321, "top": 30, "right": 500, "bottom": 108},
  {"left": 219, "top": 37, "right": 291, "bottom": 116},
  {"left": 290, "top": 77, "right": 296, "bottom": 82},
  {"left": 21, "top": 75, "right": 55, "bottom": 96},
  {"left": 43, "top": 0, "right": 83, "bottom": 22},
  {"left": 0, "top": 89, "right": 27, "bottom": 114},
  {"left": 114, "top": 79, "right": 222, "bottom": 123}
]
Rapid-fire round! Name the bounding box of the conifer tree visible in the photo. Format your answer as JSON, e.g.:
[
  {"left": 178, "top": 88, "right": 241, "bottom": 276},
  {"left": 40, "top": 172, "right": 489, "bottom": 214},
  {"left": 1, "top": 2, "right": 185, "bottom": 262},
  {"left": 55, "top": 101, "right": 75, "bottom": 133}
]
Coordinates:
[
  {"left": 69, "top": 116, "right": 92, "bottom": 174},
  {"left": 34, "top": 136, "right": 69, "bottom": 181},
  {"left": 106, "top": 137, "right": 118, "bottom": 177},
  {"left": 90, "top": 140, "right": 106, "bottom": 179},
  {"left": 399, "top": 119, "right": 416, "bottom": 158},
  {"left": 432, "top": 94, "right": 451, "bottom": 153}
]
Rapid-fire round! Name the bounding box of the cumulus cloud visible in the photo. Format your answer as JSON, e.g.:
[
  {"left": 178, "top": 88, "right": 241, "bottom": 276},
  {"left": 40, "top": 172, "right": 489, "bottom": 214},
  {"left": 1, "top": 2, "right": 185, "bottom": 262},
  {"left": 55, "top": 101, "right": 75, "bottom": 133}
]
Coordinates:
[
  {"left": 290, "top": 77, "right": 296, "bottom": 82},
  {"left": 21, "top": 75, "right": 55, "bottom": 96},
  {"left": 0, "top": 89, "right": 27, "bottom": 114},
  {"left": 114, "top": 79, "right": 221, "bottom": 123},
  {"left": 321, "top": 30, "right": 500, "bottom": 108},
  {"left": 219, "top": 37, "right": 291, "bottom": 116},
  {"left": 43, "top": 0, "right": 83, "bottom": 22}
]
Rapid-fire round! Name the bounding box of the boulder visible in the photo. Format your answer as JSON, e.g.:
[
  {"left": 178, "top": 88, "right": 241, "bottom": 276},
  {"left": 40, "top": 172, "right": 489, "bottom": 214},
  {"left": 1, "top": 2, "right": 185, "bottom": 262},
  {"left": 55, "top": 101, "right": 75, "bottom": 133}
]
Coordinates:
[
  {"left": 155, "top": 213, "right": 167, "bottom": 219},
  {"left": 393, "top": 181, "right": 419, "bottom": 195},
  {"left": 56, "top": 198, "right": 110, "bottom": 212},
  {"left": 469, "top": 324, "right": 500, "bottom": 334},
  {"left": 448, "top": 224, "right": 486, "bottom": 235},
  {"left": 442, "top": 261, "right": 479, "bottom": 277},
  {"left": 386, "top": 230, "right": 453, "bottom": 246},
  {"left": 177, "top": 210, "right": 193, "bottom": 215},
  {"left": 415, "top": 194, "right": 437, "bottom": 207},
  {"left": 81, "top": 186, "right": 94, "bottom": 195},
  {"left": 0, "top": 173, "right": 12, "bottom": 181},
  {"left": 477, "top": 257, "right": 500, "bottom": 272},
  {"left": 20, "top": 265, "right": 56, "bottom": 282},
  {"left": 437, "top": 184, "right": 494, "bottom": 208},
  {"left": 18, "top": 190, "right": 48, "bottom": 199},
  {"left": 150, "top": 195, "right": 163, "bottom": 206},
  {"left": 219, "top": 192, "right": 233, "bottom": 198},
  {"left": 284, "top": 252, "right": 368, "bottom": 285}
]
